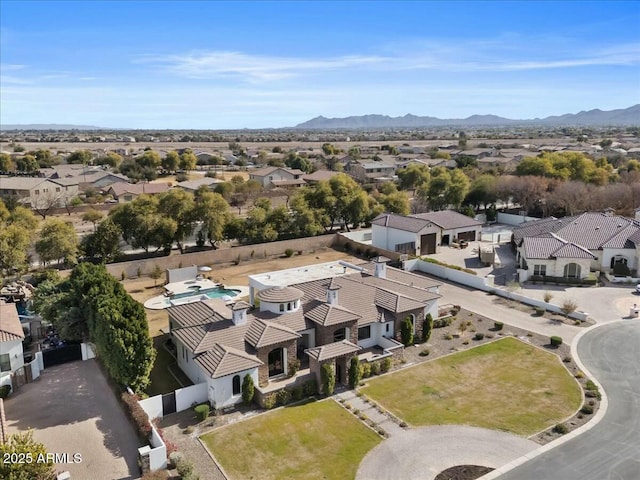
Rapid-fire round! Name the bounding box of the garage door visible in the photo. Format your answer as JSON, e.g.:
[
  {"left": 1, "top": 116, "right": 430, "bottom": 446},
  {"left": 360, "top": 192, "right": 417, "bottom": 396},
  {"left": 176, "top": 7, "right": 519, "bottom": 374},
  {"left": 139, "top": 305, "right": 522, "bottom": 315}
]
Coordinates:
[
  {"left": 458, "top": 230, "right": 476, "bottom": 242},
  {"left": 420, "top": 233, "right": 437, "bottom": 255}
]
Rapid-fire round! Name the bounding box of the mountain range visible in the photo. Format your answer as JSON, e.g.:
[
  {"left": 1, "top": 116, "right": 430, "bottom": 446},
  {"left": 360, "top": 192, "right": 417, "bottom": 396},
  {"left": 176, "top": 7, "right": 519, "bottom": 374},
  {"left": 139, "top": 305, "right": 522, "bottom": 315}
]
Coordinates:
[
  {"left": 294, "top": 105, "right": 640, "bottom": 129},
  {"left": 0, "top": 124, "right": 105, "bottom": 131}
]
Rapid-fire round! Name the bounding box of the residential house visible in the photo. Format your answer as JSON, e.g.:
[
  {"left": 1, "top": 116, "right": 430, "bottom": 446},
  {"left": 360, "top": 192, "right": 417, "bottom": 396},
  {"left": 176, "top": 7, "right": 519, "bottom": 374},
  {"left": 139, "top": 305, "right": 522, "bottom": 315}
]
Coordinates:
[
  {"left": 301, "top": 170, "right": 341, "bottom": 185},
  {"left": 249, "top": 167, "right": 306, "bottom": 189},
  {"left": 0, "top": 303, "right": 25, "bottom": 383},
  {"left": 106, "top": 182, "right": 170, "bottom": 203},
  {"left": 346, "top": 161, "right": 396, "bottom": 183},
  {"left": 174, "top": 177, "right": 224, "bottom": 193},
  {"left": 168, "top": 258, "right": 440, "bottom": 407},
  {"left": 372, "top": 210, "right": 483, "bottom": 255},
  {"left": 512, "top": 212, "right": 640, "bottom": 281},
  {"left": 0, "top": 176, "right": 79, "bottom": 209}
]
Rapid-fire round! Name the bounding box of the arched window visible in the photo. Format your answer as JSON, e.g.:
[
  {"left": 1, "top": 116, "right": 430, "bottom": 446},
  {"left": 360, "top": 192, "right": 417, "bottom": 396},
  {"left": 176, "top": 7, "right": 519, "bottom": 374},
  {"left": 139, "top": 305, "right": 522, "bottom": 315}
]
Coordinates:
[
  {"left": 563, "top": 263, "right": 581, "bottom": 279},
  {"left": 279, "top": 304, "right": 284, "bottom": 312},
  {"left": 232, "top": 375, "right": 241, "bottom": 395}
]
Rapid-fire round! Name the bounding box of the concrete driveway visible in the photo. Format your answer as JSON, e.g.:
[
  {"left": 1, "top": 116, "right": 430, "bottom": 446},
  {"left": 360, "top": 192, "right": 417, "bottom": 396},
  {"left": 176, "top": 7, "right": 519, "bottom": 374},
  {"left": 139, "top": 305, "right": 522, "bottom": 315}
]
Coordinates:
[
  {"left": 4, "top": 359, "right": 141, "bottom": 480},
  {"left": 356, "top": 425, "right": 537, "bottom": 480}
]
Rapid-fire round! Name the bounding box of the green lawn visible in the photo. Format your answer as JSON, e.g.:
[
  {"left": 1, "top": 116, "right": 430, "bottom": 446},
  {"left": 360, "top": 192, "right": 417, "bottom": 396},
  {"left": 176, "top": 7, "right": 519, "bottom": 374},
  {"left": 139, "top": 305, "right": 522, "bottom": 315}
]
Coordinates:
[
  {"left": 361, "top": 337, "right": 582, "bottom": 436},
  {"left": 201, "top": 400, "right": 381, "bottom": 480}
]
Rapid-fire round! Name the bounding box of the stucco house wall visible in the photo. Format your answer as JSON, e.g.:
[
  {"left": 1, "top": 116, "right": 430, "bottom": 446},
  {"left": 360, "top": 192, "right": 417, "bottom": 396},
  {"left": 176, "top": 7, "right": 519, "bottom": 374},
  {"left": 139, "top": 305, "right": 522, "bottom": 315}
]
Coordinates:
[
  {"left": 0, "top": 339, "right": 24, "bottom": 374},
  {"left": 208, "top": 367, "right": 258, "bottom": 408}
]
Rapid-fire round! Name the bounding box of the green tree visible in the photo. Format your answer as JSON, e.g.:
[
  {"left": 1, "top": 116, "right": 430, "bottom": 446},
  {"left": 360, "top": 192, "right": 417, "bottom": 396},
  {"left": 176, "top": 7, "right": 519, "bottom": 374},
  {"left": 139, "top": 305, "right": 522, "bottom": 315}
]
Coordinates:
[
  {"left": 149, "top": 264, "right": 164, "bottom": 286},
  {"left": 446, "top": 169, "right": 470, "bottom": 209},
  {"left": 81, "top": 217, "right": 122, "bottom": 262},
  {"left": 30, "top": 149, "right": 57, "bottom": 168},
  {"left": 322, "top": 143, "right": 337, "bottom": 155},
  {"left": 162, "top": 151, "right": 180, "bottom": 172},
  {"left": 288, "top": 192, "right": 327, "bottom": 237},
  {"left": 82, "top": 208, "right": 104, "bottom": 231},
  {"left": 66, "top": 149, "right": 93, "bottom": 165},
  {"left": 401, "top": 317, "right": 414, "bottom": 346},
  {"left": 465, "top": 174, "right": 497, "bottom": 211},
  {"left": 397, "top": 163, "right": 430, "bottom": 190},
  {"left": 35, "top": 218, "right": 78, "bottom": 266},
  {"left": 157, "top": 189, "right": 196, "bottom": 253},
  {"left": 417, "top": 167, "right": 450, "bottom": 210},
  {"left": 193, "top": 190, "right": 230, "bottom": 248},
  {"left": 96, "top": 152, "right": 123, "bottom": 169},
  {"left": 242, "top": 374, "right": 255, "bottom": 404},
  {"left": 0, "top": 431, "right": 56, "bottom": 480},
  {"left": 179, "top": 151, "right": 198, "bottom": 171},
  {"left": 321, "top": 363, "right": 335, "bottom": 395},
  {"left": 285, "top": 153, "right": 313, "bottom": 173},
  {"left": 348, "top": 356, "right": 361, "bottom": 389},
  {"left": 137, "top": 150, "right": 161, "bottom": 169},
  {"left": 0, "top": 203, "right": 37, "bottom": 277},
  {"left": 422, "top": 313, "right": 433, "bottom": 342},
  {"left": 15, "top": 154, "right": 39, "bottom": 172},
  {"left": 0, "top": 152, "right": 14, "bottom": 171}
]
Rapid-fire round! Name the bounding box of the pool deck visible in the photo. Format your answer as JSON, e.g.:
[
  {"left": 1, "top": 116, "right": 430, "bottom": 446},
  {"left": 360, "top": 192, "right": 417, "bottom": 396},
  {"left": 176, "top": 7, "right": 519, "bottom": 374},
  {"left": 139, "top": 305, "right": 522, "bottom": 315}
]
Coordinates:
[{"left": 143, "top": 278, "right": 250, "bottom": 310}]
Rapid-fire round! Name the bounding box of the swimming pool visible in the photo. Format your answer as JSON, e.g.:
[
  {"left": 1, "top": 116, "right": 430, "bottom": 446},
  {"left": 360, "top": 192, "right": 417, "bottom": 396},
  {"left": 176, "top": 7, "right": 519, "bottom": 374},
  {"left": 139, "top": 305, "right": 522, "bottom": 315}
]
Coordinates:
[{"left": 169, "top": 287, "right": 240, "bottom": 302}]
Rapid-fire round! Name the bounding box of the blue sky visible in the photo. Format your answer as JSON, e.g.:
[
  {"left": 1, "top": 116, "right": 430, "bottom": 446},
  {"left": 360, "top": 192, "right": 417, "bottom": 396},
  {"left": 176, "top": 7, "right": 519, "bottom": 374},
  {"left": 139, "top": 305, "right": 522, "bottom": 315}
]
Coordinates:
[{"left": 1, "top": 1, "right": 639, "bottom": 129}]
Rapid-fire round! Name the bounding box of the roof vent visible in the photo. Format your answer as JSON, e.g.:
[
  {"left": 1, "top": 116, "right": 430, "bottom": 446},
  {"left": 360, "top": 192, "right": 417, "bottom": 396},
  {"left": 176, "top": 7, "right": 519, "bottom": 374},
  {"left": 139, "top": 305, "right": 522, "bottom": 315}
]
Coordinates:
[
  {"left": 595, "top": 226, "right": 600, "bottom": 230},
  {"left": 618, "top": 224, "right": 623, "bottom": 227}
]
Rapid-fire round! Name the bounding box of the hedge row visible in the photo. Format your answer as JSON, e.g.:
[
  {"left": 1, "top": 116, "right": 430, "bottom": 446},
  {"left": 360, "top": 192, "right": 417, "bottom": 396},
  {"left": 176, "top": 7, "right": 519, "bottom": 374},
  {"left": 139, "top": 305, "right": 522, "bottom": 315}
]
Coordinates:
[{"left": 121, "top": 392, "right": 151, "bottom": 439}]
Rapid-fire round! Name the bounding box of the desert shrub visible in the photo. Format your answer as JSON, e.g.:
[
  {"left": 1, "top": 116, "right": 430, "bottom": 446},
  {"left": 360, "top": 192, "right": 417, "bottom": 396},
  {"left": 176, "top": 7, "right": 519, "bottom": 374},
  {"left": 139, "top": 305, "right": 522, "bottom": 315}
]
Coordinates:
[
  {"left": 121, "top": 392, "right": 151, "bottom": 439},
  {"left": 401, "top": 317, "right": 414, "bottom": 346},
  {"left": 175, "top": 173, "right": 189, "bottom": 182},
  {"left": 360, "top": 362, "right": 371, "bottom": 378},
  {"left": 358, "top": 413, "right": 367, "bottom": 421},
  {"left": 0, "top": 385, "right": 11, "bottom": 399},
  {"left": 419, "top": 348, "right": 430, "bottom": 357},
  {"left": 433, "top": 316, "right": 454, "bottom": 328},
  {"left": 344, "top": 402, "right": 352, "bottom": 410},
  {"left": 321, "top": 363, "right": 335, "bottom": 395},
  {"left": 535, "top": 307, "right": 545, "bottom": 316},
  {"left": 422, "top": 313, "right": 434, "bottom": 342},
  {"left": 585, "top": 380, "right": 598, "bottom": 391},
  {"left": 168, "top": 451, "right": 184, "bottom": 468},
  {"left": 276, "top": 389, "right": 292, "bottom": 406},
  {"left": 550, "top": 336, "right": 563, "bottom": 347},
  {"left": 291, "top": 386, "right": 303, "bottom": 402},
  {"left": 242, "top": 374, "right": 255, "bottom": 404},
  {"left": 303, "top": 379, "right": 317, "bottom": 396},
  {"left": 194, "top": 404, "right": 210, "bottom": 421},
  {"left": 263, "top": 394, "right": 277, "bottom": 409},
  {"left": 543, "top": 291, "right": 553, "bottom": 303},
  {"left": 474, "top": 332, "right": 485, "bottom": 341},
  {"left": 444, "top": 333, "right": 453, "bottom": 340},
  {"left": 176, "top": 457, "right": 194, "bottom": 477},
  {"left": 580, "top": 404, "right": 594, "bottom": 415},
  {"left": 563, "top": 356, "right": 572, "bottom": 363},
  {"left": 349, "top": 356, "right": 361, "bottom": 389},
  {"left": 462, "top": 340, "right": 469, "bottom": 345},
  {"left": 371, "top": 362, "right": 381, "bottom": 376},
  {"left": 288, "top": 358, "right": 300, "bottom": 377},
  {"left": 553, "top": 423, "right": 568, "bottom": 434},
  {"left": 399, "top": 421, "right": 408, "bottom": 428},
  {"left": 585, "top": 390, "right": 599, "bottom": 398},
  {"left": 284, "top": 248, "right": 294, "bottom": 258},
  {"left": 183, "top": 426, "right": 194, "bottom": 434},
  {"left": 575, "top": 371, "right": 584, "bottom": 379},
  {"left": 377, "top": 428, "right": 386, "bottom": 436},
  {"left": 380, "top": 357, "right": 392, "bottom": 374},
  {"left": 494, "top": 321, "right": 504, "bottom": 331}
]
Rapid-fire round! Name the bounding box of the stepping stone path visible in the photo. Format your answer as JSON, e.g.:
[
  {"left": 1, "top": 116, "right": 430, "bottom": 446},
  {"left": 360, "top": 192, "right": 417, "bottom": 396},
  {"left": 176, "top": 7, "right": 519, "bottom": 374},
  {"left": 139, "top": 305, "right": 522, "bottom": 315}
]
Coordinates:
[{"left": 334, "top": 390, "right": 405, "bottom": 437}]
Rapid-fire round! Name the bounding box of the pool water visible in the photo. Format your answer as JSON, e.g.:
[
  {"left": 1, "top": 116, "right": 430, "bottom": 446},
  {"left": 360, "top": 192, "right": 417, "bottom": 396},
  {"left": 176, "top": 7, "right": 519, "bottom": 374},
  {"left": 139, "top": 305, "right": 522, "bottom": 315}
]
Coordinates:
[{"left": 170, "top": 287, "right": 239, "bottom": 301}]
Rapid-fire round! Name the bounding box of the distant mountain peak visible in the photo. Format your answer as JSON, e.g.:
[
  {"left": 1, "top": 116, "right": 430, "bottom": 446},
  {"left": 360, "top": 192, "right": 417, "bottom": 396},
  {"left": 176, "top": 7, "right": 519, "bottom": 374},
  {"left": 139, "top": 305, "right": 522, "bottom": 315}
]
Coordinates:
[{"left": 295, "top": 105, "right": 640, "bottom": 129}]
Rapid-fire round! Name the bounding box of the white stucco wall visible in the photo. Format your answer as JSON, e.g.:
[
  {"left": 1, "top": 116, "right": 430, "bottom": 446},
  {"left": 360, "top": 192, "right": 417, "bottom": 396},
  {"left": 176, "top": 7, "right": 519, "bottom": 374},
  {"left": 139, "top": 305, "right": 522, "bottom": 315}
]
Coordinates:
[
  {"left": 175, "top": 383, "right": 208, "bottom": 412},
  {"left": 601, "top": 247, "right": 638, "bottom": 272},
  {"left": 445, "top": 225, "right": 482, "bottom": 242},
  {"left": 175, "top": 338, "right": 206, "bottom": 385},
  {"left": 0, "top": 340, "right": 24, "bottom": 374},
  {"left": 208, "top": 368, "right": 258, "bottom": 408},
  {"left": 357, "top": 323, "right": 379, "bottom": 349}
]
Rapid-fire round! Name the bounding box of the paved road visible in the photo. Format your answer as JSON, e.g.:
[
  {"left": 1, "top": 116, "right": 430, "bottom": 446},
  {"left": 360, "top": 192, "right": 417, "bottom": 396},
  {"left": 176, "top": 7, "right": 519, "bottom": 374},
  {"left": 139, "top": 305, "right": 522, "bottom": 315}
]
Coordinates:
[
  {"left": 356, "top": 425, "right": 538, "bottom": 480},
  {"left": 491, "top": 321, "right": 640, "bottom": 480},
  {"left": 5, "top": 360, "right": 141, "bottom": 480}
]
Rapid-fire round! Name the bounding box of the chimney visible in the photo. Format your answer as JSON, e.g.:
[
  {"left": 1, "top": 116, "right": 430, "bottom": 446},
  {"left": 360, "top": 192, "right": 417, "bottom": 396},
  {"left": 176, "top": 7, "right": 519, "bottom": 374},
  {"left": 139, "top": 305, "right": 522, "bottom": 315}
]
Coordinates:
[
  {"left": 231, "top": 301, "right": 251, "bottom": 326},
  {"left": 374, "top": 256, "right": 388, "bottom": 279},
  {"left": 326, "top": 283, "right": 340, "bottom": 306}
]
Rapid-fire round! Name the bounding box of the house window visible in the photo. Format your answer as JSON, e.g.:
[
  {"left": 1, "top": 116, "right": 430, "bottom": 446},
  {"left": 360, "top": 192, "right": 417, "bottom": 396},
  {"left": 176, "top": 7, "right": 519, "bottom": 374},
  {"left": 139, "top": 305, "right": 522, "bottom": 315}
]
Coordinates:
[
  {"left": 533, "top": 265, "right": 546, "bottom": 276},
  {"left": 333, "top": 327, "right": 347, "bottom": 342},
  {"left": 386, "top": 323, "right": 391, "bottom": 333},
  {"left": 287, "top": 302, "right": 292, "bottom": 311},
  {"left": 34, "top": 190, "right": 39, "bottom": 195},
  {"left": 358, "top": 326, "right": 371, "bottom": 340},
  {"left": 395, "top": 242, "right": 416, "bottom": 253},
  {"left": 232, "top": 375, "right": 241, "bottom": 395},
  {"left": 279, "top": 304, "right": 285, "bottom": 312},
  {"left": 56, "top": 187, "right": 61, "bottom": 192},
  {"left": 0, "top": 354, "right": 10, "bottom": 372},
  {"left": 563, "top": 263, "right": 581, "bottom": 279}
]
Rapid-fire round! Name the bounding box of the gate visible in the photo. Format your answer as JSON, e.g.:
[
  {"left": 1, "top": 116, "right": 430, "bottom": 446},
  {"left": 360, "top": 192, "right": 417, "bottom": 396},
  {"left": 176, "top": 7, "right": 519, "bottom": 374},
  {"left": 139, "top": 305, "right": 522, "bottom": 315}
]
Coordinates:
[
  {"left": 162, "top": 392, "right": 176, "bottom": 415},
  {"left": 42, "top": 343, "right": 82, "bottom": 368}
]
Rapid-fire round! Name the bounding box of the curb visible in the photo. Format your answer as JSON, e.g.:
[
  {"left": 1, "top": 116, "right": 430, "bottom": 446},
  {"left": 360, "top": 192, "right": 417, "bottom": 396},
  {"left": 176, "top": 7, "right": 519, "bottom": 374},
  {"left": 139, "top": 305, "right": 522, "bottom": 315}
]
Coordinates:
[{"left": 478, "top": 320, "right": 617, "bottom": 479}]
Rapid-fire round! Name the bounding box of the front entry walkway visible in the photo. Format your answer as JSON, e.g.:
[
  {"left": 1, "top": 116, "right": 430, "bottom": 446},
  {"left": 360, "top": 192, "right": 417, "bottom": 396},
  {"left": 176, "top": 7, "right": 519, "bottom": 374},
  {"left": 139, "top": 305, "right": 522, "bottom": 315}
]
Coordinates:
[{"left": 356, "top": 425, "right": 537, "bottom": 480}]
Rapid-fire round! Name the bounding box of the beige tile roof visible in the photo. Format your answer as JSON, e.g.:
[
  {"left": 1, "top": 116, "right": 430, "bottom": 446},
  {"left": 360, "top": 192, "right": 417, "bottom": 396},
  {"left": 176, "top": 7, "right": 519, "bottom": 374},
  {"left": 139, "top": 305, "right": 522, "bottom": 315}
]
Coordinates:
[
  {"left": 304, "top": 302, "right": 361, "bottom": 327},
  {"left": 256, "top": 286, "right": 304, "bottom": 303},
  {"left": 194, "top": 344, "right": 263, "bottom": 379},
  {"left": 359, "top": 262, "right": 441, "bottom": 290},
  {"left": 0, "top": 303, "right": 24, "bottom": 342},
  {"left": 305, "top": 340, "right": 360, "bottom": 362},
  {"left": 245, "top": 319, "right": 300, "bottom": 348}
]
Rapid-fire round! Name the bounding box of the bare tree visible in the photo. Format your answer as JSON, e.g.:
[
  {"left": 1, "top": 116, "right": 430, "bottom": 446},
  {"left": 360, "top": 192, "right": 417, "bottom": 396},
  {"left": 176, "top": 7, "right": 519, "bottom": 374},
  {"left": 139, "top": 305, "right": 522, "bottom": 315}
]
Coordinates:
[{"left": 560, "top": 299, "right": 578, "bottom": 321}]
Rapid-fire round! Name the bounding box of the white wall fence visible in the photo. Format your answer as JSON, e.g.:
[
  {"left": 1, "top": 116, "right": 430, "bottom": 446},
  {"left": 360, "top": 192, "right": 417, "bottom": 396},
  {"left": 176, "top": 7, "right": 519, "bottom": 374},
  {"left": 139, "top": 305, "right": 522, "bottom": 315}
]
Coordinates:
[
  {"left": 497, "top": 212, "right": 539, "bottom": 226},
  {"left": 137, "top": 382, "right": 208, "bottom": 472},
  {"left": 81, "top": 343, "right": 96, "bottom": 361},
  {"left": 406, "top": 258, "right": 589, "bottom": 322}
]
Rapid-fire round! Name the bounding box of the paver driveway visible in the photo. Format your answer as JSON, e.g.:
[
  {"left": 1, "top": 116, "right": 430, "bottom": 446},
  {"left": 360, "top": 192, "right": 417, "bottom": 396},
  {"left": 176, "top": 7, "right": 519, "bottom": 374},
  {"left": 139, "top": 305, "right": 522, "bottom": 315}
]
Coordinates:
[{"left": 4, "top": 359, "right": 141, "bottom": 480}]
